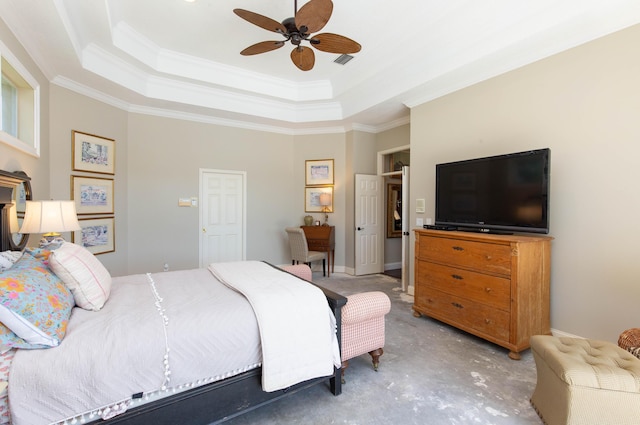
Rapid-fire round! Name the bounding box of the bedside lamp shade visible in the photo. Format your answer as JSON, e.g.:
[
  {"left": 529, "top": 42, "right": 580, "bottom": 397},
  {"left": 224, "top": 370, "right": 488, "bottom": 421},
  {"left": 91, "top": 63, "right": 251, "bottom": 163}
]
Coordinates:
[
  {"left": 19, "top": 201, "right": 81, "bottom": 242},
  {"left": 319, "top": 192, "right": 332, "bottom": 226}
]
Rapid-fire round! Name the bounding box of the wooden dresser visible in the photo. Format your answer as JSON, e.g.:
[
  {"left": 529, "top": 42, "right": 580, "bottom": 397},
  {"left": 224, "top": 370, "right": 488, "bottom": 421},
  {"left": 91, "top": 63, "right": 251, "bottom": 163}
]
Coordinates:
[
  {"left": 301, "top": 225, "right": 335, "bottom": 277},
  {"left": 413, "top": 229, "right": 553, "bottom": 359}
]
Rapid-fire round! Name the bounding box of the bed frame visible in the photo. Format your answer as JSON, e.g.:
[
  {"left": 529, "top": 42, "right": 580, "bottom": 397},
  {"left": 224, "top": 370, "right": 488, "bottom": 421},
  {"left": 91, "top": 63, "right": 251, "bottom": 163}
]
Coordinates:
[{"left": 0, "top": 169, "right": 347, "bottom": 425}]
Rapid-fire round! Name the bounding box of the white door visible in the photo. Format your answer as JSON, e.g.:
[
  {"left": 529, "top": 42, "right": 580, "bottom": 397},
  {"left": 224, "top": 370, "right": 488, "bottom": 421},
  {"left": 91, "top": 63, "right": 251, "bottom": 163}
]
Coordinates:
[
  {"left": 354, "top": 174, "right": 384, "bottom": 275},
  {"left": 199, "top": 169, "right": 246, "bottom": 267},
  {"left": 401, "top": 166, "right": 410, "bottom": 291}
]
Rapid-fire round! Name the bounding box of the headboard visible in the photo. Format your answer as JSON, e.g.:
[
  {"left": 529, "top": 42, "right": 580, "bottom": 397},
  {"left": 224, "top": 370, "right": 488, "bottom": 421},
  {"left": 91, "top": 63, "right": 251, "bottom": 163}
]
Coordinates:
[{"left": 0, "top": 169, "right": 32, "bottom": 251}]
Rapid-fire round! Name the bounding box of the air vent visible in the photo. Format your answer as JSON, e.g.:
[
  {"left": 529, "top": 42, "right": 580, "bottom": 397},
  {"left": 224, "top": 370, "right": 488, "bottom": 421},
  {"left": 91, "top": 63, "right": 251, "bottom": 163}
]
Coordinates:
[{"left": 334, "top": 54, "right": 354, "bottom": 65}]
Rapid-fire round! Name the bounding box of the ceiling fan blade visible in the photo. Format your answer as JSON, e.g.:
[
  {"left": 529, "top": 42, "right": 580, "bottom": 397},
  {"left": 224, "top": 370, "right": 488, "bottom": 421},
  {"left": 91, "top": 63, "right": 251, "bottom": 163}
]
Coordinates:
[
  {"left": 240, "top": 41, "right": 285, "bottom": 56},
  {"left": 291, "top": 46, "right": 315, "bottom": 71},
  {"left": 233, "top": 9, "right": 287, "bottom": 34},
  {"left": 295, "top": 0, "right": 333, "bottom": 34},
  {"left": 311, "top": 33, "right": 361, "bottom": 54}
]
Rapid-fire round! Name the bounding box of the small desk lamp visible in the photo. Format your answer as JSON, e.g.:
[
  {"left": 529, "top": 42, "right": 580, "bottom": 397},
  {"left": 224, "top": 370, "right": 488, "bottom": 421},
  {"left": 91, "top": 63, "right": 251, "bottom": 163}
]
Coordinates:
[
  {"left": 19, "top": 200, "right": 81, "bottom": 247},
  {"left": 319, "top": 192, "right": 332, "bottom": 226}
]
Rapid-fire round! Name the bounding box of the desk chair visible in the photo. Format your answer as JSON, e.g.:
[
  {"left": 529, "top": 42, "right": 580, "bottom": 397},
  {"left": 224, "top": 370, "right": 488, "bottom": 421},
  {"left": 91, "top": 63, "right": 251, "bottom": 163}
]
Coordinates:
[{"left": 285, "top": 227, "right": 326, "bottom": 276}]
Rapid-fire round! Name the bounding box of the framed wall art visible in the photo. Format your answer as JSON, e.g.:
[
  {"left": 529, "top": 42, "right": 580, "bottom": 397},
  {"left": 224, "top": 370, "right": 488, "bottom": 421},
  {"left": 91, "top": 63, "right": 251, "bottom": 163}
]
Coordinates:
[
  {"left": 72, "top": 217, "right": 115, "bottom": 255},
  {"left": 305, "top": 159, "right": 334, "bottom": 186},
  {"left": 387, "top": 183, "right": 402, "bottom": 238},
  {"left": 305, "top": 186, "right": 333, "bottom": 213},
  {"left": 72, "top": 176, "right": 114, "bottom": 215},
  {"left": 72, "top": 130, "right": 115, "bottom": 175}
]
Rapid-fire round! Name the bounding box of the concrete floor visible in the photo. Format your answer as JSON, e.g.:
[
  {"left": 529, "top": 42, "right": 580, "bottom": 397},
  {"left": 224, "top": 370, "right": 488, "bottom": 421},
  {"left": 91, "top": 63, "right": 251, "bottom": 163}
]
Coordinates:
[{"left": 224, "top": 272, "right": 543, "bottom": 425}]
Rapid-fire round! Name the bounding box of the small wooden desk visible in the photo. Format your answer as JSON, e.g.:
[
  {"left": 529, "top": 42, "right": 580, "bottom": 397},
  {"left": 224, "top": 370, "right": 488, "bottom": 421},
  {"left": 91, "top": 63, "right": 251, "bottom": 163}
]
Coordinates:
[{"left": 301, "top": 225, "right": 335, "bottom": 277}]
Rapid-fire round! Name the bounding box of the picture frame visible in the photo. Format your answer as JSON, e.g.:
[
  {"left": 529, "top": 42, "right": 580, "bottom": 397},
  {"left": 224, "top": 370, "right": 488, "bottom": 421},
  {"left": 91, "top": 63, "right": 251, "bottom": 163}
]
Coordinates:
[
  {"left": 305, "top": 159, "right": 334, "bottom": 186},
  {"left": 305, "top": 186, "right": 333, "bottom": 213},
  {"left": 72, "top": 130, "right": 115, "bottom": 175},
  {"left": 72, "top": 176, "right": 114, "bottom": 215},
  {"left": 72, "top": 217, "right": 115, "bottom": 255}
]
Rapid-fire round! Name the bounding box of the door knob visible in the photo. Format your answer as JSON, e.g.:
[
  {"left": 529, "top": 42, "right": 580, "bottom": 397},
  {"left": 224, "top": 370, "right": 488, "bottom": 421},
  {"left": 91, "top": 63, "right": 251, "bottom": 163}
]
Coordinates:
[
  {"left": 202, "top": 228, "right": 206, "bottom": 233},
  {"left": 357, "top": 227, "right": 364, "bottom": 231}
]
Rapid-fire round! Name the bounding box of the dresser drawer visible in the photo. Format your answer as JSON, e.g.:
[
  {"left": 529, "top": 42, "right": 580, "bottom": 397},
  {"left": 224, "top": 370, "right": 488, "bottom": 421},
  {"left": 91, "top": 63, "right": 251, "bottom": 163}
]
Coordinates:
[
  {"left": 415, "top": 288, "right": 510, "bottom": 341},
  {"left": 416, "top": 260, "right": 510, "bottom": 311},
  {"left": 417, "top": 235, "right": 512, "bottom": 276}
]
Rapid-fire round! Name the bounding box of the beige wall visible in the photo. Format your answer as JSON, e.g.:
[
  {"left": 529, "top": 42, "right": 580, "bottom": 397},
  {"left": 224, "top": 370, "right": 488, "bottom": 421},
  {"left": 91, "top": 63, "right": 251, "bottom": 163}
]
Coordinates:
[
  {"left": 49, "top": 86, "right": 129, "bottom": 276},
  {"left": 409, "top": 24, "right": 640, "bottom": 342}
]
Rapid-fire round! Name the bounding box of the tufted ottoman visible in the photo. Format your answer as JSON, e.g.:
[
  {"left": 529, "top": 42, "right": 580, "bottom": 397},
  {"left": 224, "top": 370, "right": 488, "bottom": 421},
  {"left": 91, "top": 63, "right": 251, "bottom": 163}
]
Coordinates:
[{"left": 530, "top": 335, "right": 640, "bottom": 425}]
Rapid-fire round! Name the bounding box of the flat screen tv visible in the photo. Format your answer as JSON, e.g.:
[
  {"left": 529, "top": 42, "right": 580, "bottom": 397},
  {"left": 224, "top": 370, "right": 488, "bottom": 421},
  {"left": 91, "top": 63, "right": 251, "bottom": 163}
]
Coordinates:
[{"left": 435, "top": 148, "right": 550, "bottom": 234}]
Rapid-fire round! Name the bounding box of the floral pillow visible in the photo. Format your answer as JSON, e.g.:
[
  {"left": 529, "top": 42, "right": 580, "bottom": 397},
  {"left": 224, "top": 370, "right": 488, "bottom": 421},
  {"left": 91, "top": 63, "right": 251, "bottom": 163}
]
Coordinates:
[{"left": 0, "top": 252, "right": 74, "bottom": 348}]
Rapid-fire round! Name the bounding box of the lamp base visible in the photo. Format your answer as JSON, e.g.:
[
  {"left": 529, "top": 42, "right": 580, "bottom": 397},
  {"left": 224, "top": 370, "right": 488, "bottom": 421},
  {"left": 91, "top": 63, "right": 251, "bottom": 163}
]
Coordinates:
[{"left": 39, "top": 234, "right": 65, "bottom": 249}]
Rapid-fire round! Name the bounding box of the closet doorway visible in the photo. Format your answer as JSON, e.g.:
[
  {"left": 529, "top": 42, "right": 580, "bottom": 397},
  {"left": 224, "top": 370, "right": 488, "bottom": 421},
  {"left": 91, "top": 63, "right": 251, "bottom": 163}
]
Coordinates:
[{"left": 379, "top": 147, "right": 410, "bottom": 291}]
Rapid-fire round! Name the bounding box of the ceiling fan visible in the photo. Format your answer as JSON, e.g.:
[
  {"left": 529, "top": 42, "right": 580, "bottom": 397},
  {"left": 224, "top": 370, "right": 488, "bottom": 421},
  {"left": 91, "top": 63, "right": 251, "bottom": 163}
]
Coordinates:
[{"left": 233, "top": 0, "right": 361, "bottom": 71}]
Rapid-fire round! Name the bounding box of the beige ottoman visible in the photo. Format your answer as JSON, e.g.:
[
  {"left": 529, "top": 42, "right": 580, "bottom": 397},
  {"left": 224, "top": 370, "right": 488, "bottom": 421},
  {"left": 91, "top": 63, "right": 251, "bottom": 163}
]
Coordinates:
[{"left": 530, "top": 335, "right": 640, "bottom": 425}]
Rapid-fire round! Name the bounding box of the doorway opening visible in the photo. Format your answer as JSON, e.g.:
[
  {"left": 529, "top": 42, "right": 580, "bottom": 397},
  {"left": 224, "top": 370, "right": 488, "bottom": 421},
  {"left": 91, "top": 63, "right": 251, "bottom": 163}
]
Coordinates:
[{"left": 377, "top": 146, "right": 410, "bottom": 290}]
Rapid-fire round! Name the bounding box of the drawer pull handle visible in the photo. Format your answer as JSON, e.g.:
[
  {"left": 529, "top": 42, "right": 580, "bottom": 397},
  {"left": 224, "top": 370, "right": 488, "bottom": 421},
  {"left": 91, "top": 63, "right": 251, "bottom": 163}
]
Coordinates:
[
  {"left": 451, "top": 302, "right": 464, "bottom": 309},
  {"left": 485, "top": 319, "right": 491, "bottom": 324},
  {"left": 452, "top": 246, "right": 464, "bottom": 251},
  {"left": 485, "top": 287, "right": 492, "bottom": 293},
  {"left": 451, "top": 274, "right": 463, "bottom": 280}
]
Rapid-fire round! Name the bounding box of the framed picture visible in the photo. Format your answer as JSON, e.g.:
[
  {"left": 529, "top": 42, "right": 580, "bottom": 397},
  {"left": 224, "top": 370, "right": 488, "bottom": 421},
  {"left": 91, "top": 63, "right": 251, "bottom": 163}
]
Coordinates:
[
  {"left": 72, "top": 176, "right": 114, "bottom": 215},
  {"left": 305, "top": 186, "right": 333, "bottom": 213},
  {"left": 72, "top": 130, "right": 115, "bottom": 175},
  {"left": 305, "top": 159, "right": 334, "bottom": 186},
  {"left": 387, "top": 183, "right": 402, "bottom": 238},
  {"left": 72, "top": 217, "right": 115, "bottom": 255}
]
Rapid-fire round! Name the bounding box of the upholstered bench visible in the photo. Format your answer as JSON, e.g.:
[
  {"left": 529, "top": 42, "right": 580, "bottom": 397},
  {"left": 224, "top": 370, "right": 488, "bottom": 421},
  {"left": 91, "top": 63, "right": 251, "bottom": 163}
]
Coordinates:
[
  {"left": 340, "top": 291, "right": 391, "bottom": 382},
  {"left": 530, "top": 335, "right": 640, "bottom": 425},
  {"left": 280, "top": 265, "right": 391, "bottom": 382}
]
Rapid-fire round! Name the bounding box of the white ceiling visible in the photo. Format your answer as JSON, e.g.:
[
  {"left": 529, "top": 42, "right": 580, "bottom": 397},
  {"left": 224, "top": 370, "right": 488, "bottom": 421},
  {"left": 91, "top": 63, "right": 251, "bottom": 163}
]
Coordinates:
[{"left": 2, "top": 0, "right": 640, "bottom": 134}]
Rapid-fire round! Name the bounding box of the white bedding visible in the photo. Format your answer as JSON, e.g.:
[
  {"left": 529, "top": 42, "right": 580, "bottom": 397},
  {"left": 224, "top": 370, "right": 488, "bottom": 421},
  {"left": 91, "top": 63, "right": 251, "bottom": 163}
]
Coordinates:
[
  {"left": 9, "top": 267, "right": 263, "bottom": 425},
  {"left": 209, "top": 261, "right": 340, "bottom": 392}
]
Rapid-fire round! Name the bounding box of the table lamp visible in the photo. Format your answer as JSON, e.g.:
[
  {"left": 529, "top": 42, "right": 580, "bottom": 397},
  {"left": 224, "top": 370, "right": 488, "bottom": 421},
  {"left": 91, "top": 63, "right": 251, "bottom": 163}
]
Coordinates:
[
  {"left": 19, "top": 200, "right": 81, "bottom": 247},
  {"left": 319, "top": 192, "right": 332, "bottom": 226}
]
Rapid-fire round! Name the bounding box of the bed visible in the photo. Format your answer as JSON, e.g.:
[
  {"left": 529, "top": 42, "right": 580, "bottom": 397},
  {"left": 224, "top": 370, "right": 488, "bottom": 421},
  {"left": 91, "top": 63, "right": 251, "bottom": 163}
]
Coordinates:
[{"left": 0, "top": 169, "right": 346, "bottom": 425}]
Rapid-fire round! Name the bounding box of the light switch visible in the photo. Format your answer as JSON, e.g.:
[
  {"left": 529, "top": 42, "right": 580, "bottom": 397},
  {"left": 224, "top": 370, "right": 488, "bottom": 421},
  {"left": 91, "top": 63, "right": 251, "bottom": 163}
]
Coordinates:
[
  {"left": 416, "top": 218, "right": 424, "bottom": 227},
  {"left": 416, "top": 198, "right": 425, "bottom": 213}
]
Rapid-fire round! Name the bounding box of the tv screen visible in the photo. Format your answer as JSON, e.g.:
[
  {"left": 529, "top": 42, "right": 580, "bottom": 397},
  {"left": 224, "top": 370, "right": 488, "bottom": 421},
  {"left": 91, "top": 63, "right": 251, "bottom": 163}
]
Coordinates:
[{"left": 435, "top": 148, "right": 550, "bottom": 234}]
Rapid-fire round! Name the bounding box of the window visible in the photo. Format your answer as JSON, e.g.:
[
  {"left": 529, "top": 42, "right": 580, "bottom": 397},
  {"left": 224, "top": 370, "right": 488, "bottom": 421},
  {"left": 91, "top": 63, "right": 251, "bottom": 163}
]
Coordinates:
[{"left": 0, "top": 40, "right": 40, "bottom": 157}]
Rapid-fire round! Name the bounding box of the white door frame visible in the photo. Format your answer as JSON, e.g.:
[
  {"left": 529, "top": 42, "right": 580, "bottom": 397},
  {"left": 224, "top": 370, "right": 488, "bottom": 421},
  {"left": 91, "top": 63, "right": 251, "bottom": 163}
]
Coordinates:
[
  {"left": 199, "top": 168, "right": 247, "bottom": 267},
  {"left": 376, "top": 145, "right": 411, "bottom": 287}
]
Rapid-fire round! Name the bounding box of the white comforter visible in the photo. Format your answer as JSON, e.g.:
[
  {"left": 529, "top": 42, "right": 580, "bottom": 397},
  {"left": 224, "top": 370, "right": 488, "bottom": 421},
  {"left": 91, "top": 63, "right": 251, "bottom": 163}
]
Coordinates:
[
  {"left": 209, "top": 261, "right": 341, "bottom": 391},
  {"left": 9, "top": 263, "right": 331, "bottom": 425}
]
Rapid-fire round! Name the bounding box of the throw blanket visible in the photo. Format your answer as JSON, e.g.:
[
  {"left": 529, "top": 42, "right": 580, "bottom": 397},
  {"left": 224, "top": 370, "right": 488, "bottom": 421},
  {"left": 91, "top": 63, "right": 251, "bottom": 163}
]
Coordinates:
[{"left": 208, "top": 261, "right": 340, "bottom": 392}]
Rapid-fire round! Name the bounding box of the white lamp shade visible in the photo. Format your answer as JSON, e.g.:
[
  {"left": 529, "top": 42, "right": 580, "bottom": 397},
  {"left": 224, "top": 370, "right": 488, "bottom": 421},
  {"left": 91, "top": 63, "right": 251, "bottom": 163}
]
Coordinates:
[
  {"left": 319, "top": 193, "right": 332, "bottom": 207},
  {"left": 19, "top": 201, "right": 81, "bottom": 235}
]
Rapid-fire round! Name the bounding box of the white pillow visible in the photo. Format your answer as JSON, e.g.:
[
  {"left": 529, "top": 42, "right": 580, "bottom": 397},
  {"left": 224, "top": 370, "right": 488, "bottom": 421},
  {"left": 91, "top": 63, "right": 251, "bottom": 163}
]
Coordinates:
[
  {"left": 0, "top": 251, "right": 22, "bottom": 272},
  {"left": 49, "top": 242, "right": 112, "bottom": 311}
]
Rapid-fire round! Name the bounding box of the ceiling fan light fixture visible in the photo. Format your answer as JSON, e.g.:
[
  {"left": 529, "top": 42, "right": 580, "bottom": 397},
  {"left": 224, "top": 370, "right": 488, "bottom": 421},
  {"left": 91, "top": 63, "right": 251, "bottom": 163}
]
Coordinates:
[
  {"left": 334, "top": 54, "right": 354, "bottom": 65},
  {"left": 234, "top": 0, "right": 360, "bottom": 71}
]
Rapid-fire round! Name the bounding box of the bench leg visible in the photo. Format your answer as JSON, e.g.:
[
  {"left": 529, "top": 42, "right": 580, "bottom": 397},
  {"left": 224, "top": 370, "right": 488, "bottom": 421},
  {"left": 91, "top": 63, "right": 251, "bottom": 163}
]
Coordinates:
[{"left": 369, "top": 348, "right": 384, "bottom": 371}]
